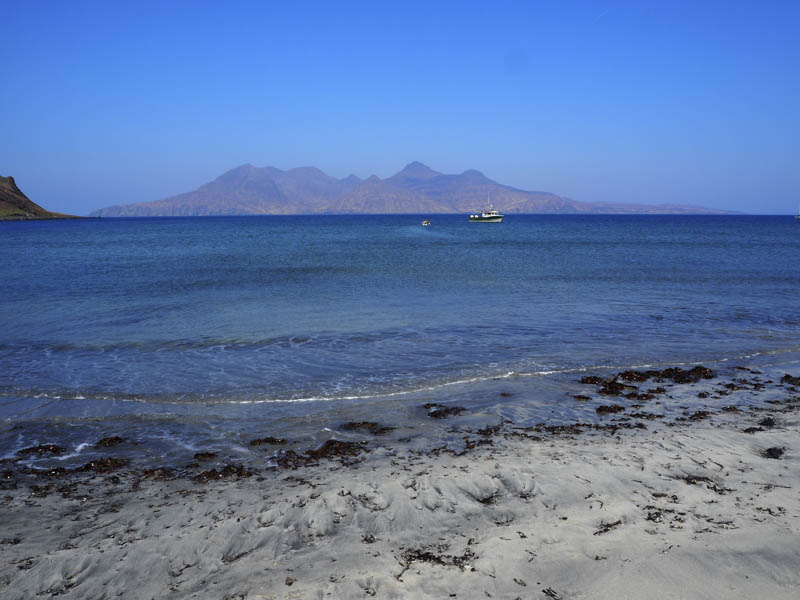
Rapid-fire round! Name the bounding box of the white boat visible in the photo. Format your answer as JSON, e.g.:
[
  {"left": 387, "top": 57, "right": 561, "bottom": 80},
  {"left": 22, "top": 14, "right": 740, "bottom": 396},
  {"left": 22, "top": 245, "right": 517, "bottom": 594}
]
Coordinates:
[
  {"left": 470, "top": 194, "right": 503, "bottom": 222},
  {"left": 421, "top": 218, "right": 430, "bottom": 226},
  {"left": 469, "top": 208, "right": 503, "bottom": 222},
  {"left": 469, "top": 205, "right": 503, "bottom": 222},
  {"left": 796, "top": 204, "right": 800, "bottom": 221}
]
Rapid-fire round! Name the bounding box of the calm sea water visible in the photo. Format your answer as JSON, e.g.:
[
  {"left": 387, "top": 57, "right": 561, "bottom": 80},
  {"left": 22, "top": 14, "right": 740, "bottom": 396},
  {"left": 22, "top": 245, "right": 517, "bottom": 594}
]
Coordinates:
[{"left": 2, "top": 215, "right": 799, "bottom": 465}]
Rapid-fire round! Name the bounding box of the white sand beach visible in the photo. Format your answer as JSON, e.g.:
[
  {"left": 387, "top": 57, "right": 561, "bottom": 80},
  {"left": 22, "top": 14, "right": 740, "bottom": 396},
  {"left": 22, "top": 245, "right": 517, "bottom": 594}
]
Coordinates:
[{"left": 2, "top": 365, "right": 799, "bottom": 599}]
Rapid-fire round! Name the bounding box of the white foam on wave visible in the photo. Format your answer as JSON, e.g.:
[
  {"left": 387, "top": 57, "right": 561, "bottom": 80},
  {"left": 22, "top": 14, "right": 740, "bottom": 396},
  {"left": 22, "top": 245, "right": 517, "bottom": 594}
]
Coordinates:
[
  {"left": 55, "top": 442, "right": 91, "bottom": 461},
  {"left": 8, "top": 346, "right": 800, "bottom": 412},
  {"left": 87, "top": 348, "right": 800, "bottom": 408}
]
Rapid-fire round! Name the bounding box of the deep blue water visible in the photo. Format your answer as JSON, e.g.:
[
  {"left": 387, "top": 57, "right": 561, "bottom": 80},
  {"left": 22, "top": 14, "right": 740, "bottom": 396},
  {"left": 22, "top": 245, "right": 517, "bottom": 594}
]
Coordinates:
[{"left": 2, "top": 214, "right": 799, "bottom": 465}]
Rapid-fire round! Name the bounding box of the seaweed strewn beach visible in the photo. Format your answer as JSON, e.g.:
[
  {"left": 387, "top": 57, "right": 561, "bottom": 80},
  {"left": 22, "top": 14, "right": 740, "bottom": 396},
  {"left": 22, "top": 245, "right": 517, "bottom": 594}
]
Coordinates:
[{"left": 2, "top": 363, "right": 798, "bottom": 599}]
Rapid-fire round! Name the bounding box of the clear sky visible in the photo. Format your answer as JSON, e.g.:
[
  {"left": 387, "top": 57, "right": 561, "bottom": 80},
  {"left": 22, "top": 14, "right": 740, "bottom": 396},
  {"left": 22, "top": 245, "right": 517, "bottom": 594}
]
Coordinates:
[{"left": 2, "top": 0, "right": 798, "bottom": 215}]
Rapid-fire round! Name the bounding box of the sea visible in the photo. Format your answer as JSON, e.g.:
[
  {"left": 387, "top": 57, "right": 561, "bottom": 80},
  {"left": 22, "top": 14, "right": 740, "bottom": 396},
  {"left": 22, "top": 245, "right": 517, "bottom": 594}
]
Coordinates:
[{"left": 2, "top": 214, "right": 799, "bottom": 468}]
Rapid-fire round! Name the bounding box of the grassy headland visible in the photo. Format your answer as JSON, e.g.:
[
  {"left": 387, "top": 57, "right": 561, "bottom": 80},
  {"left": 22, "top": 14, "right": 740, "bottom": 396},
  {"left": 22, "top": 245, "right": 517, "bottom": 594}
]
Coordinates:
[{"left": 0, "top": 175, "right": 80, "bottom": 220}]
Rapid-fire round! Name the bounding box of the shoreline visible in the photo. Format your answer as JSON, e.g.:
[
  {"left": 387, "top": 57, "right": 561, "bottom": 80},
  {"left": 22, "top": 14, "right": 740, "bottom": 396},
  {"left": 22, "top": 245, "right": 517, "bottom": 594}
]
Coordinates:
[
  {"left": 4, "top": 353, "right": 799, "bottom": 470},
  {"left": 1, "top": 364, "right": 798, "bottom": 598}
]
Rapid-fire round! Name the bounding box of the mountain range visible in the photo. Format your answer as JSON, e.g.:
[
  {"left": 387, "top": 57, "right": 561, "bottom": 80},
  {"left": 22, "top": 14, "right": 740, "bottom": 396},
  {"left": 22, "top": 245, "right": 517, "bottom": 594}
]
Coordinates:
[
  {"left": 91, "top": 162, "right": 732, "bottom": 217},
  {"left": 0, "top": 176, "right": 78, "bottom": 220}
]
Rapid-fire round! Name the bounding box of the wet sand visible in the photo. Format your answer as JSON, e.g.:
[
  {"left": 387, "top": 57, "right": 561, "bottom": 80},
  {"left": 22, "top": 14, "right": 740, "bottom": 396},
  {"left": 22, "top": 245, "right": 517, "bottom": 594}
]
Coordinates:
[{"left": 2, "top": 365, "right": 799, "bottom": 599}]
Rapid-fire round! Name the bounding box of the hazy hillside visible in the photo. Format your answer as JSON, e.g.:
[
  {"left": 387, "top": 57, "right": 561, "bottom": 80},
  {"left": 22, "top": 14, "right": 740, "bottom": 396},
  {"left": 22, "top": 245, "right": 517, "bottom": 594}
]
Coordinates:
[
  {"left": 0, "top": 176, "right": 78, "bottom": 220},
  {"left": 91, "top": 162, "right": 733, "bottom": 217}
]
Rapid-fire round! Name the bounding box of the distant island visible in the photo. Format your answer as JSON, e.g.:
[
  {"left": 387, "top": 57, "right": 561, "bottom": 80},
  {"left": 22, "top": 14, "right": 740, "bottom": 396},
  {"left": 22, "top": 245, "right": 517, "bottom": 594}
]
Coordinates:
[
  {"left": 92, "top": 162, "right": 734, "bottom": 217},
  {"left": 0, "top": 176, "right": 79, "bottom": 220}
]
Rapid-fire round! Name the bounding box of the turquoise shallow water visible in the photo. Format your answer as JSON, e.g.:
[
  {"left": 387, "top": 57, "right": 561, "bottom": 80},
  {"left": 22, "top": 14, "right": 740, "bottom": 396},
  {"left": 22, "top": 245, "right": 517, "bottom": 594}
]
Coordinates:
[{"left": 1, "top": 214, "right": 799, "bottom": 465}]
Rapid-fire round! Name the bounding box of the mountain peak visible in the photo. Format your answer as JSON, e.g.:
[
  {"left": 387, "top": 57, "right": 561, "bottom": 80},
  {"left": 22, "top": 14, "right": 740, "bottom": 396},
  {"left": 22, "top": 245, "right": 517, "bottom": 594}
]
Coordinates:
[
  {"left": 213, "top": 163, "right": 264, "bottom": 185},
  {"left": 390, "top": 161, "right": 440, "bottom": 181}
]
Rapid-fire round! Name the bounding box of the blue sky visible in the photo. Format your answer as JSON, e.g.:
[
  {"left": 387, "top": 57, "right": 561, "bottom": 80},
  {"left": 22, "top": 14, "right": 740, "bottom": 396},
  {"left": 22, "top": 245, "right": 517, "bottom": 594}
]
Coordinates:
[{"left": 2, "top": 0, "right": 798, "bottom": 215}]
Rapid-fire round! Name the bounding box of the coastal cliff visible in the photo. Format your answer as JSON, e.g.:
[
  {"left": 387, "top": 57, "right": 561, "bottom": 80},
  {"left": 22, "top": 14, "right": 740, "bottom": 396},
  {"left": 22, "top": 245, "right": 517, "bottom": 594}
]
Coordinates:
[{"left": 0, "top": 176, "right": 78, "bottom": 220}]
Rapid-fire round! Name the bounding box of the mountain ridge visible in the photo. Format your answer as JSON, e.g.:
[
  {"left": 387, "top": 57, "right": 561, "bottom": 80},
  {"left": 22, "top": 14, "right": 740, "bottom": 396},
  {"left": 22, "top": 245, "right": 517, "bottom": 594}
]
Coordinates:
[{"left": 91, "top": 163, "right": 735, "bottom": 217}]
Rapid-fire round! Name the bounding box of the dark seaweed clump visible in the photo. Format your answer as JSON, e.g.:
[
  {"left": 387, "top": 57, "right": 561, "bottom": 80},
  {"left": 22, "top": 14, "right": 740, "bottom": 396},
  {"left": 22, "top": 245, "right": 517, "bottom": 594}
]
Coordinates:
[
  {"left": 94, "top": 436, "right": 126, "bottom": 448},
  {"left": 598, "top": 380, "right": 636, "bottom": 396},
  {"left": 759, "top": 416, "right": 776, "bottom": 428},
  {"left": 341, "top": 421, "right": 395, "bottom": 435},
  {"left": 277, "top": 440, "right": 367, "bottom": 469},
  {"left": 397, "top": 543, "right": 476, "bottom": 577},
  {"left": 249, "top": 437, "right": 287, "bottom": 446},
  {"left": 194, "top": 464, "right": 252, "bottom": 483},
  {"left": 596, "top": 404, "right": 625, "bottom": 415},
  {"left": 781, "top": 374, "right": 800, "bottom": 386},
  {"left": 424, "top": 403, "right": 466, "bottom": 419},
  {"left": 763, "top": 447, "right": 785, "bottom": 460},
  {"left": 76, "top": 458, "right": 128, "bottom": 473},
  {"left": 193, "top": 451, "right": 217, "bottom": 461},
  {"left": 580, "top": 366, "right": 714, "bottom": 388},
  {"left": 142, "top": 467, "right": 174, "bottom": 480},
  {"left": 17, "top": 444, "right": 66, "bottom": 457}
]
